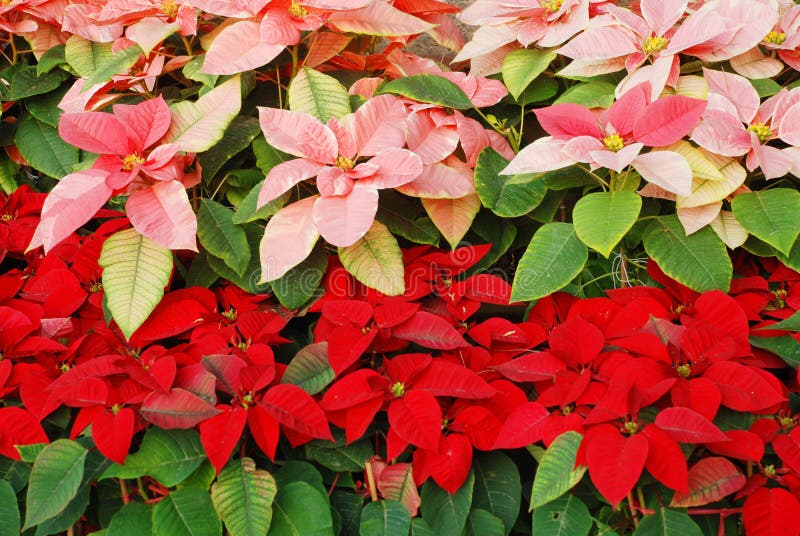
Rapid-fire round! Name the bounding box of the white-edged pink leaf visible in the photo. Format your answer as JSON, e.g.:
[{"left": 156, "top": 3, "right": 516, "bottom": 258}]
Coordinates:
[
  {"left": 632, "top": 150, "right": 693, "bottom": 197},
  {"left": 702, "top": 68, "right": 759, "bottom": 124},
  {"left": 58, "top": 112, "right": 131, "bottom": 155},
  {"left": 181, "top": 0, "right": 269, "bottom": 17},
  {"left": 259, "top": 196, "right": 320, "bottom": 282},
  {"left": 641, "top": 0, "right": 688, "bottom": 36},
  {"left": 258, "top": 107, "right": 337, "bottom": 162},
  {"left": 126, "top": 18, "right": 180, "bottom": 56},
  {"left": 501, "top": 137, "right": 572, "bottom": 175},
  {"left": 397, "top": 162, "right": 474, "bottom": 199},
  {"left": 351, "top": 94, "right": 407, "bottom": 156},
  {"left": 201, "top": 21, "right": 284, "bottom": 75},
  {"left": 422, "top": 193, "right": 481, "bottom": 249},
  {"left": 258, "top": 159, "right": 326, "bottom": 207},
  {"left": 730, "top": 48, "right": 783, "bottom": 81},
  {"left": 112, "top": 96, "right": 172, "bottom": 151},
  {"left": 405, "top": 112, "right": 459, "bottom": 165},
  {"left": 634, "top": 95, "right": 706, "bottom": 146},
  {"left": 313, "top": 184, "right": 379, "bottom": 247},
  {"left": 126, "top": 181, "right": 197, "bottom": 251},
  {"left": 359, "top": 149, "right": 422, "bottom": 189},
  {"left": 327, "top": 2, "right": 434, "bottom": 37}
]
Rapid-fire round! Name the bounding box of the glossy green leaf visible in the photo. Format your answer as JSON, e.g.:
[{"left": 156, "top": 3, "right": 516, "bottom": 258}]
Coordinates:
[
  {"left": 24, "top": 86, "right": 67, "bottom": 128},
  {"left": 377, "top": 192, "right": 440, "bottom": 246},
  {"left": 749, "top": 336, "right": 800, "bottom": 368},
  {"left": 554, "top": 81, "right": 617, "bottom": 108},
  {"left": 421, "top": 472, "right": 474, "bottom": 536},
  {"left": 64, "top": 36, "right": 116, "bottom": 78},
  {"left": 232, "top": 183, "right": 288, "bottom": 224},
  {"left": 101, "top": 428, "right": 205, "bottom": 487},
  {"left": 531, "top": 431, "right": 588, "bottom": 509},
  {"left": 99, "top": 228, "right": 173, "bottom": 340},
  {"left": 211, "top": 458, "right": 277, "bottom": 536},
  {"left": 331, "top": 491, "right": 363, "bottom": 536},
  {"left": 15, "top": 113, "right": 79, "bottom": 178},
  {"left": 289, "top": 67, "right": 351, "bottom": 122},
  {"left": 199, "top": 116, "right": 261, "bottom": 181},
  {"left": 85, "top": 44, "right": 143, "bottom": 87},
  {"left": 411, "top": 519, "right": 435, "bottom": 536},
  {"left": 511, "top": 223, "right": 588, "bottom": 302},
  {"left": 0, "top": 458, "right": 30, "bottom": 493},
  {"left": 0, "top": 480, "right": 19, "bottom": 536},
  {"left": 731, "top": 189, "right": 800, "bottom": 255},
  {"left": 153, "top": 488, "right": 221, "bottom": 536},
  {"left": 36, "top": 45, "right": 67, "bottom": 75},
  {"left": 472, "top": 452, "right": 520, "bottom": 535},
  {"left": 305, "top": 431, "right": 372, "bottom": 473},
  {"left": 282, "top": 342, "right": 334, "bottom": 395},
  {"left": 23, "top": 440, "right": 87, "bottom": 530},
  {"left": 107, "top": 502, "right": 153, "bottom": 536},
  {"left": 207, "top": 224, "right": 270, "bottom": 294},
  {"left": 502, "top": 49, "right": 557, "bottom": 100},
  {"left": 474, "top": 147, "right": 545, "bottom": 218},
  {"left": 634, "top": 507, "right": 702, "bottom": 536},
  {"left": 531, "top": 495, "right": 591, "bottom": 536},
  {"left": 751, "top": 78, "right": 782, "bottom": 98},
  {"left": 16, "top": 443, "right": 46, "bottom": 463},
  {"left": 271, "top": 245, "right": 327, "bottom": 309},
  {"left": 643, "top": 215, "right": 732, "bottom": 292},
  {"left": 464, "top": 509, "right": 505, "bottom": 536},
  {"left": 360, "top": 500, "right": 410, "bottom": 536},
  {"left": 755, "top": 309, "right": 800, "bottom": 332},
  {"left": 268, "top": 481, "right": 334, "bottom": 536},
  {"left": 7, "top": 66, "right": 65, "bottom": 100},
  {"left": 339, "top": 221, "right": 405, "bottom": 296},
  {"left": 518, "top": 77, "right": 560, "bottom": 105},
  {"left": 198, "top": 199, "right": 250, "bottom": 276},
  {"left": 573, "top": 191, "right": 641, "bottom": 257},
  {"left": 252, "top": 136, "right": 292, "bottom": 176},
  {"left": 376, "top": 74, "right": 472, "bottom": 109}
]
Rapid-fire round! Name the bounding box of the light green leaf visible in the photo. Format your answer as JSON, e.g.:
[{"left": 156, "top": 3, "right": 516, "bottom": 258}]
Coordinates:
[
  {"left": 0, "top": 480, "right": 19, "bottom": 536},
  {"left": 282, "top": 342, "right": 334, "bottom": 395},
  {"left": 252, "top": 136, "right": 292, "bottom": 176},
  {"left": 99, "top": 228, "right": 173, "bottom": 340},
  {"left": 633, "top": 507, "right": 702, "bottom": 536},
  {"left": 211, "top": 458, "right": 277, "bottom": 536},
  {"left": 232, "top": 183, "right": 288, "bottom": 224},
  {"left": 85, "top": 44, "right": 143, "bottom": 87},
  {"left": 518, "top": 77, "right": 560, "bottom": 105},
  {"left": 422, "top": 194, "right": 481, "bottom": 249},
  {"left": 502, "top": 49, "right": 557, "bottom": 100},
  {"left": 289, "top": 67, "right": 351, "bottom": 122},
  {"left": 197, "top": 199, "right": 250, "bottom": 276},
  {"left": 271, "top": 245, "right": 327, "bottom": 309},
  {"left": 339, "top": 221, "right": 405, "bottom": 296},
  {"left": 554, "top": 81, "right": 617, "bottom": 109},
  {"left": 268, "top": 481, "right": 334, "bottom": 536},
  {"left": 750, "top": 336, "right": 800, "bottom": 369},
  {"left": 36, "top": 45, "right": 66, "bottom": 76},
  {"left": 183, "top": 56, "right": 218, "bottom": 88},
  {"left": 107, "top": 502, "right": 153, "bottom": 536},
  {"left": 16, "top": 443, "right": 47, "bottom": 463},
  {"left": 573, "top": 191, "right": 642, "bottom": 257},
  {"left": 153, "top": 488, "right": 221, "bottom": 536},
  {"left": 474, "top": 147, "right": 545, "bottom": 218},
  {"left": 101, "top": 428, "right": 205, "bottom": 487},
  {"left": 421, "top": 472, "right": 474, "bottom": 536},
  {"left": 464, "top": 509, "right": 505, "bottom": 536},
  {"left": 531, "top": 495, "right": 592, "bottom": 536},
  {"left": 164, "top": 75, "right": 242, "bottom": 153},
  {"left": 15, "top": 113, "right": 79, "bottom": 178},
  {"left": 756, "top": 310, "right": 800, "bottom": 332},
  {"left": 198, "top": 116, "right": 261, "bottom": 181},
  {"left": 531, "top": 431, "right": 587, "bottom": 509},
  {"left": 643, "top": 215, "right": 732, "bottom": 292},
  {"left": 360, "top": 500, "right": 411, "bottom": 536},
  {"left": 0, "top": 152, "right": 18, "bottom": 194},
  {"left": 472, "top": 453, "right": 520, "bottom": 535},
  {"left": 511, "top": 223, "right": 588, "bottom": 302},
  {"left": 731, "top": 189, "right": 800, "bottom": 255},
  {"left": 23, "top": 440, "right": 87, "bottom": 530},
  {"left": 64, "top": 36, "right": 114, "bottom": 78},
  {"left": 376, "top": 74, "right": 473, "bottom": 109}
]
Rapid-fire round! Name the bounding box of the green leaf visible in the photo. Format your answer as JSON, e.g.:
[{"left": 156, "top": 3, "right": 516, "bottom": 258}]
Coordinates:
[
  {"left": 0, "top": 480, "right": 19, "bottom": 536},
  {"left": 85, "top": 44, "right": 143, "bottom": 87},
  {"left": 411, "top": 519, "right": 435, "bottom": 536},
  {"left": 757, "top": 310, "right": 800, "bottom": 331},
  {"left": 0, "top": 458, "right": 31, "bottom": 493},
  {"left": 289, "top": 67, "right": 351, "bottom": 122},
  {"left": 107, "top": 502, "right": 153, "bottom": 536},
  {"left": 252, "top": 136, "right": 292, "bottom": 176},
  {"left": 751, "top": 78, "right": 782, "bottom": 98},
  {"left": 232, "top": 183, "right": 288, "bottom": 224},
  {"left": 185, "top": 250, "right": 219, "bottom": 288},
  {"left": 36, "top": 45, "right": 67, "bottom": 75},
  {"left": 531, "top": 431, "right": 587, "bottom": 509},
  {"left": 531, "top": 495, "right": 591, "bottom": 536},
  {"left": 206, "top": 224, "right": 270, "bottom": 295},
  {"left": 554, "top": 81, "right": 617, "bottom": 109},
  {"left": 731, "top": 189, "right": 800, "bottom": 255},
  {"left": 511, "top": 223, "right": 588, "bottom": 302},
  {"left": 305, "top": 431, "right": 373, "bottom": 473},
  {"left": 339, "top": 221, "right": 405, "bottom": 296},
  {"left": 16, "top": 443, "right": 47, "bottom": 463},
  {"left": 469, "top": 214, "right": 516, "bottom": 274},
  {"left": 643, "top": 215, "right": 732, "bottom": 292},
  {"left": 375, "top": 74, "right": 472, "bottom": 110},
  {"left": 472, "top": 453, "right": 520, "bottom": 535},
  {"left": 197, "top": 199, "right": 250, "bottom": 276},
  {"left": 420, "top": 472, "right": 474, "bottom": 536},
  {"left": 331, "top": 491, "right": 363, "bottom": 536},
  {"left": 211, "top": 458, "right": 277, "bottom": 536},
  {"left": 0, "top": 152, "right": 18, "bottom": 194},
  {"left": 573, "top": 191, "right": 642, "bottom": 257},
  {"left": 271, "top": 245, "right": 327, "bottom": 309},
  {"left": 25, "top": 86, "right": 67, "bottom": 128},
  {"left": 182, "top": 56, "right": 218, "bottom": 88},
  {"left": 464, "top": 509, "right": 505, "bottom": 536},
  {"left": 750, "top": 336, "right": 800, "bottom": 368},
  {"left": 634, "top": 507, "right": 702, "bottom": 536},
  {"left": 23, "top": 440, "right": 87, "bottom": 530},
  {"left": 360, "top": 500, "right": 410, "bottom": 536},
  {"left": 14, "top": 113, "right": 79, "bottom": 178},
  {"left": 501, "top": 49, "right": 557, "bottom": 100},
  {"left": 198, "top": 116, "right": 261, "bottom": 181},
  {"left": 518, "top": 77, "right": 560, "bottom": 105},
  {"left": 153, "top": 488, "right": 221, "bottom": 536},
  {"left": 64, "top": 36, "right": 114, "bottom": 77},
  {"left": 474, "top": 147, "right": 545, "bottom": 218},
  {"left": 7, "top": 66, "right": 65, "bottom": 100},
  {"left": 282, "top": 342, "right": 334, "bottom": 395},
  {"left": 377, "top": 192, "right": 440, "bottom": 246},
  {"left": 101, "top": 428, "right": 205, "bottom": 487},
  {"left": 99, "top": 228, "right": 173, "bottom": 340},
  {"left": 268, "top": 481, "right": 334, "bottom": 536},
  {"left": 164, "top": 75, "right": 242, "bottom": 153}
]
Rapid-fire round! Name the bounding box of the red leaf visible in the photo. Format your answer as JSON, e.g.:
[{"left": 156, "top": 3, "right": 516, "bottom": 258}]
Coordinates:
[
  {"left": 247, "top": 404, "right": 280, "bottom": 461},
  {"left": 328, "top": 325, "right": 377, "bottom": 375},
  {"left": 642, "top": 425, "right": 688, "bottom": 492},
  {"left": 200, "top": 406, "right": 247, "bottom": 474},
  {"left": 140, "top": 388, "right": 221, "bottom": 429},
  {"left": 428, "top": 434, "right": 473, "bottom": 494},
  {"left": 374, "top": 461, "right": 421, "bottom": 517},
  {"left": 687, "top": 290, "right": 750, "bottom": 356},
  {"left": 343, "top": 397, "right": 384, "bottom": 444},
  {"left": 773, "top": 428, "right": 800, "bottom": 474},
  {"left": 202, "top": 354, "right": 247, "bottom": 395},
  {"left": 549, "top": 316, "right": 605, "bottom": 368},
  {"left": 450, "top": 406, "right": 501, "bottom": 450},
  {"left": 743, "top": 487, "right": 800, "bottom": 536},
  {"left": 703, "top": 361, "right": 785, "bottom": 411},
  {"left": 373, "top": 301, "right": 419, "bottom": 329},
  {"left": 260, "top": 384, "right": 332, "bottom": 440},
  {"left": 654, "top": 407, "right": 728, "bottom": 444},
  {"left": 92, "top": 408, "right": 135, "bottom": 465},
  {"left": 586, "top": 425, "right": 649, "bottom": 508},
  {"left": 129, "top": 288, "right": 216, "bottom": 345},
  {"left": 670, "top": 377, "right": 721, "bottom": 422},
  {"left": 321, "top": 299, "right": 373, "bottom": 327},
  {"left": 463, "top": 274, "right": 513, "bottom": 305},
  {"left": 392, "top": 311, "right": 468, "bottom": 349},
  {"left": 411, "top": 360, "right": 495, "bottom": 399},
  {"left": 0, "top": 407, "right": 49, "bottom": 460},
  {"left": 492, "top": 402, "right": 549, "bottom": 449},
  {"left": 388, "top": 390, "right": 442, "bottom": 451},
  {"left": 706, "top": 430, "right": 765, "bottom": 463},
  {"left": 491, "top": 351, "right": 566, "bottom": 382},
  {"left": 320, "top": 370, "right": 385, "bottom": 411},
  {"left": 670, "top": 457, "right": 746, "bottom": 507},
  {"left": 52, "top": 377, "right": 108, "bottom": 407}
]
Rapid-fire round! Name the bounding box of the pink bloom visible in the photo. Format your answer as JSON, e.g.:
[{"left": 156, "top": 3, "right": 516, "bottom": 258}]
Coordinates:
[
  {"left": 502, "top": 82, "right": 705, "bottom": 196},
  {"left": 760, "top": 1, "right": 800, "bottom": 72}
]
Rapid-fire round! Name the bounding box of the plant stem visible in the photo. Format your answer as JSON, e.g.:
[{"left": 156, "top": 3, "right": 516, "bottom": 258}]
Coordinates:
[
  {"left": 627, "top": 491, "right": 640, "bottom": 528},
  {"left": 364, "top": 461, "right": 378, "bottom": 502},
  {"left": 137, "top": 477, "right": 149, "bottom": 501},
  {"left": 119, "top": 479, "right": 130, "bottom": 505}
]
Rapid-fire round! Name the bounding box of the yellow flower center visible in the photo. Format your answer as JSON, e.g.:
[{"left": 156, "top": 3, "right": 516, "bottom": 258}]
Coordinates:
[
  {"left": 390, "top": 381, "right": 405, "bottom": 398},
  {"left": 89, "top": 281, "right": 103, "bottom": 293},
  {"left": 111, "top": 403, "right": 121, "bottom": 415},
  {"left": 763, "top": 31, "right": 786, "bottom": 45},
  {"left": 780, "top": 415, "right": 795, "bottom": 430},
  {"left": 676, "top": 363, "right": 692, "bottom": 378},
  {"left": 539, "top": 0, "right": 563, "bottom": 12},
  {"left": 623, "top": 421, "right": 639, "bottom": 435},
  {"left": 0, "top": 213, "right": 13, "bottom": 221},
  {"left": 764, "top": 464, "right": 776, "bottom": 477},
  {"left": 121, "top": 153, "right": 146, "bottom": 171},
  {"left": 747, "top": 122, "right": 773, "bottom": 143},
  {"left": 642, "top": 35, "right": 669, "bottom": 55},
  {"left": 335, "top": 155, "right": 355, "bottom": 170},
  {"left": 289, "top": 0, "right": 307, "bottom": 18},
  {"left": 160, "top": 0, "right": 178, "bottom": 18},
  {"left": 602, "top": 133, "right": 624, "bottom": 152},
  {"left": 222, "top": 307, "right": 237, "bottom": 320}
]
